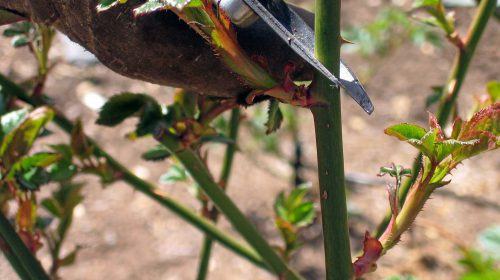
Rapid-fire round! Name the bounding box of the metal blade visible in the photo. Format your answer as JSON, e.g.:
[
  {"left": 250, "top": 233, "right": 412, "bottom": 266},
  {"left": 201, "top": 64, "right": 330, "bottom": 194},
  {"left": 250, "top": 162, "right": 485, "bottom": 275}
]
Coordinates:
[{"left": 241, "top": 0, "right": 374, "bottom": 114}]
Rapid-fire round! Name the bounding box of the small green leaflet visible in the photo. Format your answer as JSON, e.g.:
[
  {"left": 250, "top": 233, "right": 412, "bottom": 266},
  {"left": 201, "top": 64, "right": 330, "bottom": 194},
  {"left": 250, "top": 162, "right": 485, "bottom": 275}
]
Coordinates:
[
  {"left": 412, "top": 0, "right": 440, "bottom": 9},
  {"left": 141, "top": 145, "right": 171, "bottom": 161},
  {"left": 134, "top": 0, "right": 166, "bottom": 15},
  {"left": 96, "top": 92, "right": 162, "bottom": 136},
  {"left": 160, "top": 165, "right": 189, "bottom": 185},
  {"left": 265, "top": 99, "right": 283, "bottom": 135},
  {"left": 134, "top": 0, "right": 203, "bottom": 15},
  {"left": 384, "top": 123, "right": 427, "bottom": 141}
]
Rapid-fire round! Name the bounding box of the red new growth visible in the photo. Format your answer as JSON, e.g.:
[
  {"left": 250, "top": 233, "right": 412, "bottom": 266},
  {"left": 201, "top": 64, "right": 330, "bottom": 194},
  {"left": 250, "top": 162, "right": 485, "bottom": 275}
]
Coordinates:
[{"left": 353, "top": 231, "right": 383, "bottom": 278}]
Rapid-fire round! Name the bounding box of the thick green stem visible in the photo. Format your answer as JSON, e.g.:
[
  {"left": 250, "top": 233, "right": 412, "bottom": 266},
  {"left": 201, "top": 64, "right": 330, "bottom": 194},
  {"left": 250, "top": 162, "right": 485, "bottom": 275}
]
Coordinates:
[
  {"left": 375, "top": 0, "right": 496, "bottom": 238},
  {"left": 196, "top": 108, "right": 240, "bottom": 280},
  {"left": 0, "top": 74, "right": 270, "bottom": 273},
  {"left": 156, "top": 134, "right": 302, "bottom": 279},
  {"left": 312, "top": 0, "right": 353, "bottom": 279},
  {"left": 1, "top": 247, "right": 32, "bottom": 280},
  {"left": 0, "top": 212, "right": 50, "bottom": 280}
]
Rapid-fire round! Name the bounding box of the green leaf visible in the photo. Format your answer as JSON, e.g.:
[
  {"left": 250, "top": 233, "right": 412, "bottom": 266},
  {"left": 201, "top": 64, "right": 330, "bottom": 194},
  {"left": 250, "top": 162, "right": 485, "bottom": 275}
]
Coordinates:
[
  {"left": 11, "top": 35, "right": 29, "bottom": 48},
  {"left": 0, "top": 107, "right": 54, "bottom": 169},
  {"left": 49, "top": 144, "right": 73, "bottom": 160},
  {"left": 20, "top": 153, "right": 61, "bottom": 169},
  {"left": 406, "top": 129, "right": 437, "bottom": 159},
  {"left": 413, "top": 0, "right": 440, "bottom": 8},
  {"left": 97, "top": 0, "right": 120, "bottom": 11},
  {"left": 460, "top": 104, "right": 499, "bottom": 137},
  {"left": 58, "top": 247, "right": 81, "bottom": 267},
  {"left": 41, "top": 198, "right": 63, "bottom": 218},
  {"left": 35, "top": 216, "right": 53, "bottom": 230},
  {"left": 274, "top": 184, "right": 315, "bottom": 227},
  {"left": 173, "top": 90, "right": 198, "bottom": 118},
  {"left": 15, "top": 167, "right": 50, "bottom": 191},
  {"left": 136, "top": 100, "right": 163, "bottom": 137},
  {"left": 53, "top": 184, "right": 83, "bottom": 239},
  {"left": 3, "top": 28, "right": 24, "bottom": 37},
  {"left": 384, "top": 123, "right": 427, "bottom": 141},
  {"left": 452, "top": 104, "right": 499, "bottom": 162},
  {"left": 459, "top": 248, "right": 499, "bottom": 278},
  {"left": 274, "top": 192, "right": 287, "bottom": 220},
  {"left": 134, "top": 0, "right": 202, "bottom": 14},
  {"left": 159, "top": 165, "right": 189, "bottom": 185},
  {"left": 289, "top": 202, "right": 315, "bottom": 227},
  {"left": 3, "top": 22, "right": 32, "bottom": 35},
  {"left": 49, "top": 160, "right": 77, "bottom": 182},
  {"left": 96, "top": 93, "right": 162, "bottom": 136},
  {"left": 134, "top": 0, "right": 167, "bottom": 15},
  {"left": 141, "top": 145, "right": 171, "bottom": 161},
  {"left": 54, "top": 183, "right": 84, "bottom": 211},
  {"left": 164, "top": 0, "right": 203, "bottom": 9},
  {"left": 97, "top": 93, "right": 149, "bottom": 126},
  {"left": 265, "top": 99, "right": 283, "bottom": 135},
  {"left": 378, "top": 163, "right": 412, "bottom": 178},
  {"left": 460, "top": 271, "right": 500, "bottom": 280},
  {"left": 434, "top": 139, "right": 478, "bottom": 162},
  {"left": 452, "top": 131, "right": 497, "bottom": 162},
  {"left": 486, "top": 81, "right": 500, "bottom": 102},
  {"left": 430, "top": 161, "right": 450, "bottom": 184},
  {"left": 418, "top": 16, "right": 442, "bottom": 29},
  {"left": 0, "top": 108, "right": 28, "bottom": 141}
]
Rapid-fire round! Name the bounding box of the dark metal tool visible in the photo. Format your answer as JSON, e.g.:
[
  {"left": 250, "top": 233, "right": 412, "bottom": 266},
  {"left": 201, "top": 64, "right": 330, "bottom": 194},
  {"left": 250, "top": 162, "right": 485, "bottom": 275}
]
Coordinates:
[{"left": 215, "top": 0, "right": 374, "bottom": 114}]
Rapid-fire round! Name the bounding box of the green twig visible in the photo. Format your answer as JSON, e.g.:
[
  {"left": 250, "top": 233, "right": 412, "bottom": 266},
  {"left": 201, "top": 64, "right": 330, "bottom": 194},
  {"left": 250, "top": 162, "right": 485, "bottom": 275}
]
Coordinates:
[
  {"left": 155, "top": 132, "right": 302, "bottom": 279},
  {"left": 436, "top": 0, "right": 497, "bottom": 125},
  {"left": 375, "top": 0, "right": 497, "bottom": 238},
  {"left": 0, "top": 73, "right": 270, "bottom": 272},
  {"left": 0, "top": 212, "right": 50, "bottom": 280},
  {"left": 196, "top": 108, "right": 240, "bottom": 280},
  {"left": 311, "top": 0, "right": 353, "bottom": 279}
]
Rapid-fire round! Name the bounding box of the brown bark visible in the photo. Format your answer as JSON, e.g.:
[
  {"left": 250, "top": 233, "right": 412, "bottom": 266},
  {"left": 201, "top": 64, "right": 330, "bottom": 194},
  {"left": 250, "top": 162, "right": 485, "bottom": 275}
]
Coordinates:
[{"left": 0, "top": 0, "right": 315, "bottom": 98}]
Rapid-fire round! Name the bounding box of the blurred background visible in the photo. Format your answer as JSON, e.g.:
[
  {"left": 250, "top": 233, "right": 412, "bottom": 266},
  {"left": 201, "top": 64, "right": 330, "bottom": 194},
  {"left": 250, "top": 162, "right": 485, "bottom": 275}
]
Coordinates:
[{"left": 0, "top": 0, "right": 498, "bottom": 279}]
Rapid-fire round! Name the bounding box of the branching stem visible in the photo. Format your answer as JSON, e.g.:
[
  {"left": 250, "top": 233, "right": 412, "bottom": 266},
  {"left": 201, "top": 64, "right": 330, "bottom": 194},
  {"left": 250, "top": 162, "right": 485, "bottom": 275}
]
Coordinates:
[
  {"left": 0, "top": 74, "right": 270, "bottom": 273},
  {"left": 375, "top": 0, "right": 496, "bottom": 238}
]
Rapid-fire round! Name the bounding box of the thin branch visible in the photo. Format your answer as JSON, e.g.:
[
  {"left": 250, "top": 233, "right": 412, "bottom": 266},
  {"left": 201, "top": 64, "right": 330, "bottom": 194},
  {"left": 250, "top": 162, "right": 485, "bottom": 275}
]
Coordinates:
[
  {"left": 0, "top": 73, "right": 271, "bottom": 273},
  {"left": 196, "top": 108, "right": 240, "bottom": 280}
]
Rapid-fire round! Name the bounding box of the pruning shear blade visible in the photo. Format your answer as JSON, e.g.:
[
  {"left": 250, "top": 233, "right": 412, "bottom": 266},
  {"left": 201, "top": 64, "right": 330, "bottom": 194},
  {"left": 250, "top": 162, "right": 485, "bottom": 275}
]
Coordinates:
[{"left": 232, "top": 0, "right": 374, "bottom": 114}]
